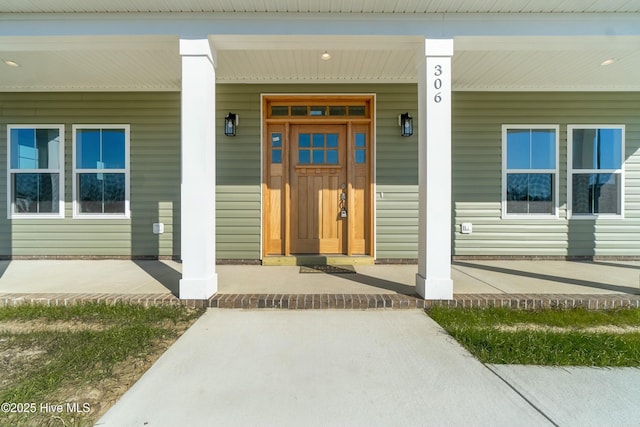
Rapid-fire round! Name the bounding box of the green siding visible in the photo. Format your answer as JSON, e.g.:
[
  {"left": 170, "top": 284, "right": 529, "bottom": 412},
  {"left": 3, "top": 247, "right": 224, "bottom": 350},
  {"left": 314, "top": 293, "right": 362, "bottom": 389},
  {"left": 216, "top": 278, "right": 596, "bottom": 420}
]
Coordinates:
[
  {"left": 453, "top": 92, "right": 640, "bottom": 257},
  {"left": 216, "top": 84, "right": 419, "bottom": 259},
  {"left": 0, "top": 92, "right": 181, "bottom": 257}
]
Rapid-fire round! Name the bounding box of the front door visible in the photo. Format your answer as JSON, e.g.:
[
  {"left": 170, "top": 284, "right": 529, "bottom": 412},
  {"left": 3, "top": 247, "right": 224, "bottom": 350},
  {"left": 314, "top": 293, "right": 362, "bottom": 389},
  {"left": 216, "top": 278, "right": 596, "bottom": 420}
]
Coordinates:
[
  {"left": 290, "top": 124, "right": 347, "bottom": 254},
  {"left": 262, "top": 95, "right": 373, "bottom": 258}
]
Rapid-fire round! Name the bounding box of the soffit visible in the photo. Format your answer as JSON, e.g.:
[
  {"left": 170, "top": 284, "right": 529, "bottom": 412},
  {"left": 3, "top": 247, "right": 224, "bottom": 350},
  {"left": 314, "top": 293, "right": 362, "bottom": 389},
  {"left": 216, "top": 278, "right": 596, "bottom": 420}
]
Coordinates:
[
  {"left": 1, "top": 0, "right": 640, "bottom": 13},
  {"left": 1, "top": 35, "right": 639, "bottom": 91}
]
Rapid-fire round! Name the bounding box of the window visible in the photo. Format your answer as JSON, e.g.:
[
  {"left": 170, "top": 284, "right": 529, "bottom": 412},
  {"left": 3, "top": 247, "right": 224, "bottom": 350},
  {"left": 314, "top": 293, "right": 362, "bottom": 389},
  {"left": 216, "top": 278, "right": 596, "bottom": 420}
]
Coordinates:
[
  {"left": 7, "top": 125, "right": 64, "bottom": 218},
  {"left": 568, "top": 125, "right": 624, "bottom": 218},
  {"left": 73, "top": 125, "right": 130, "bottom": 218},
  {"left": 297, "top": 133, "right": 339, "bottom": 165},
  {"left": 502, "top": 125, "right": 559, "bottom": 217}
]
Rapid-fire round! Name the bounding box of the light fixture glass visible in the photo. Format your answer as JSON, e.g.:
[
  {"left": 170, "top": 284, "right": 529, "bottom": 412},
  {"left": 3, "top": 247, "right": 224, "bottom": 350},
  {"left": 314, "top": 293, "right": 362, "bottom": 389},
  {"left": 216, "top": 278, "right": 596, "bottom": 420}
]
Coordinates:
[
  {"left": 600, "top": 58, "right": 616, "bottom": 66},
  {"left": 321, "top": 51, "right": 331, "bottom": 61},
  {"left": 399, "top": 112, "right": 413, "bottom": 137},
  {"left": 225, "top": 112, "right": 238, "bottom": 136},
  {"left": 3, "top": 60, "right": 19, "bottom": 67}
]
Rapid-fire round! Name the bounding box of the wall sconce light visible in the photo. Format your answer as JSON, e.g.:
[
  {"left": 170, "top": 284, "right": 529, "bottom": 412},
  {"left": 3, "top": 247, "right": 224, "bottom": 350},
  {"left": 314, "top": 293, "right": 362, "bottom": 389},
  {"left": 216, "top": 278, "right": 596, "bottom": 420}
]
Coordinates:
[
  {"left": 399, "top": 112, "right": 413, "bottom": 137},
  {"left": 225, "top": 112, "right": 238, "bottom": 136}
]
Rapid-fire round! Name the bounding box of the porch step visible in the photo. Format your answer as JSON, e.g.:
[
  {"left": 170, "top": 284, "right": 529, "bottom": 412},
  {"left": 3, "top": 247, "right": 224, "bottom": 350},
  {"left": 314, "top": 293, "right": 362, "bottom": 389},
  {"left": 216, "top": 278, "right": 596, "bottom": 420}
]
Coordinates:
[{"left": 261, "top": 255, "right": 375, "bottom": 266}]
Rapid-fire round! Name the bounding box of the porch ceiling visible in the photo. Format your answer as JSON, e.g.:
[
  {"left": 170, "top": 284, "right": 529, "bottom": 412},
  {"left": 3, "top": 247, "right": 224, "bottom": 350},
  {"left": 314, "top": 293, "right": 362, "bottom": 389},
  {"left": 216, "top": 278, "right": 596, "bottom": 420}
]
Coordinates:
[
  {"left": 2, "top": 0, "right": 640, "bottom": 13},
  {"left": 1, "top": 34, "right": 639, "bottom": 91}
]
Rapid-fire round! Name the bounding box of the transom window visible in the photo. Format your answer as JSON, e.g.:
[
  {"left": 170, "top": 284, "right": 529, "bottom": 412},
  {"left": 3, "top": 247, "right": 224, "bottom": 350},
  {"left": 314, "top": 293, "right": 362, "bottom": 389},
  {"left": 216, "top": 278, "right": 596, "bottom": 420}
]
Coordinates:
[
  {"left": 269, "top": 104, "right": 368, "bottom": 118},
  {"left": 568, "top": 125, "right": 624, "bottom": 217},
  {"left": 298, "top": 133, "right": 339, "bottom": 165},
  {"left": 7, "top": 125, "right": 65, "bottom": 218},
  {"left": 73, "top": 125, "right": 130, "bottom": 218},
  {"left": 502, "top": 125, "right": 559, "bottom": 217}
]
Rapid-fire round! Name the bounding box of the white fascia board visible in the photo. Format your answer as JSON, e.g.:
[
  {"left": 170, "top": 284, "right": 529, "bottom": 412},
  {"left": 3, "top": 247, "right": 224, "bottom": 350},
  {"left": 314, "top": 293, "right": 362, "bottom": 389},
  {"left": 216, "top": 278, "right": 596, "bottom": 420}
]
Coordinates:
[{"left": 1, "top": 12, "right": 640, "bottom": 38}]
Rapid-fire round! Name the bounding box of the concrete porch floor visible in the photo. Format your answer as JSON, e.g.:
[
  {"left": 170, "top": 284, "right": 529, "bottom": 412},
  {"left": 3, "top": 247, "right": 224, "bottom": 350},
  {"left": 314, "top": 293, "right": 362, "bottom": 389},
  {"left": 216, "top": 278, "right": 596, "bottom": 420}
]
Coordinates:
[{"left": 0, "top": 259, "right": 639, "bottom": 297}]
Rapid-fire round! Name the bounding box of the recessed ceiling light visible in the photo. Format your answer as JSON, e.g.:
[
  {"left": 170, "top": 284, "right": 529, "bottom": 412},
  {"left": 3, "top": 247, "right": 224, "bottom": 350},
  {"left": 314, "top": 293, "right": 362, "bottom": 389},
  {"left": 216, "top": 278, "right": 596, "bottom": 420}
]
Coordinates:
[
  {"left": 600, "top": 58, "right": 616, "bottom": 66},
  {"left": 3, "top": 59, "right": 20, "bottom": 67},
  {"left": 321, "top": 51, "right": 331, "bottom": 61}
]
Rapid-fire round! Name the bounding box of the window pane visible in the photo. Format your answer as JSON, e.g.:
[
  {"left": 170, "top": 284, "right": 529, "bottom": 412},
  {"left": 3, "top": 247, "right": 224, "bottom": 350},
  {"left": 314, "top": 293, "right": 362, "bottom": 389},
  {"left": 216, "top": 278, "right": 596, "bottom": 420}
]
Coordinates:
[
  {"left": 11, "top": 128, "right": 37, "bottom": 169},
  {"left": 531, "top": 129, "right": 555, "bottom": 169},
  {"left": 272, "top": 133, "right": 282, "bottom": 148},
  {"left": 573, "top": 128, "right": 623, "bottom": 170},
  {"left": 506, "top": 129, "right": 531, "bottom": 169},
  {"left": 103, "top": 174, "right": 126, "bottom": 213},
  {"left": 272, "top": 149, "right": 282, "bottom": 164},
  {"left": 312, "top": 150, "right": 324, "bottom": 164},
  {"left": 299, "top": 150, "right": 310, "bottom": 164},
  {"left": 326, "top": 150, "right": 338, "bottom": 164},
  {"left": 13, "top": 173, "right": 59, "bottom": 214},
  {"left": 597, "top": 129, "right": 622, "bottom": 169},
  {"left": 310, "top": 106, "right": 326, "bottom": 116},
  {"left": 78, "top": 173, "right": 103, "bottom": 213},
  {"left": 355, "top": 133, "right": 366, "bottom": 147},
  {"left": 312, "top": 134, "right": 324, "bottom": 148},
  {"left": 102, "top": 129, "right": 126, "bottom": 169},
  {"left": 271, "top": 106, "right": 288, "bottom": 116},
  {"left": 572, "top": 173, "right": 620, "bottom": 215},
  {"left": 78, "top": 173, "right": 125, "bottom": 214},
  {"left": 329, "top": 106, "right": 346, "bottom": 116},
  {"left": 77, "top": 129, "right": 101, "bottom": 169},
  {"left": 348, "top": 106, "right": 366, "bottom": 116},
  {"left": 356, "top": 149, "right": 366, "bottom": 164},
  {"left": 291, "top": 106, "right": 307, "bottom": 116},
  {"left": 506, "top": 173, "right": 553, "bottom": 214},
  {"left": 298, "top": 134, "right": 310, "bottom": 148},
  {"left": 326, "top": 134, "right": 339, "bottom": 148}
]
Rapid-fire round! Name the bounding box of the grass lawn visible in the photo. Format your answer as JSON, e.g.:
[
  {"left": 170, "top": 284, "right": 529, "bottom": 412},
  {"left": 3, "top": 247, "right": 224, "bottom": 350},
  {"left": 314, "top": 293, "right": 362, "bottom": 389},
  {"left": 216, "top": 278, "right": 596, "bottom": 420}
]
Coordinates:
[
  {"left": 428, "top": 306, "right": 640, "bottom": 367},
  {"left": 0, "top": 303, "right": 203, "bottom": 427}
]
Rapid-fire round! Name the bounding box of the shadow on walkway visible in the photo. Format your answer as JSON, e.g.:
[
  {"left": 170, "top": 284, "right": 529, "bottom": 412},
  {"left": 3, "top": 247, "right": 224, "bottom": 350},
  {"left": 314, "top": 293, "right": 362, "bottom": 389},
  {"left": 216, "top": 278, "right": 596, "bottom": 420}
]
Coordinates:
[
  {"left": 0, "top": 261, "right": 10, "bottom": 280},
  {"left": 338, "top": 272, "right": 417, "bottom": 296},
  {"left": 453, "top": 261, "right": 640, "bottom": 295},
  {"left": 133, "top": 260, "right": 181, "bottom": 297}
]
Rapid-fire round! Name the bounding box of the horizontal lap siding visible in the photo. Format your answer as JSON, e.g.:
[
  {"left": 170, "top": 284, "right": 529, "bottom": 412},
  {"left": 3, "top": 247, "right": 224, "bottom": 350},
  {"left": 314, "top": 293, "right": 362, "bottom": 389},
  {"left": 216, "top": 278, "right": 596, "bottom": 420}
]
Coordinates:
[
  {"left": 0, "top": 92, "right": 180, "bottom": 257},
  {"left": 453, "top": 92, "right": 640, "bottom": 257},
  {"left": 216, "top": 84, "right": 419, "bottom": 259}
]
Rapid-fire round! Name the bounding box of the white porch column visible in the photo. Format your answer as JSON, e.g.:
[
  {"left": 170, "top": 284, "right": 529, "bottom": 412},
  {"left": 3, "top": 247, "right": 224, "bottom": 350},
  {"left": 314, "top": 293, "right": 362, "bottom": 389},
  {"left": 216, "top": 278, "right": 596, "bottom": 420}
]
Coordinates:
[
  {"left": 179, "top": 39, "right": 218, "bottom": 299},
  {"left": 416, "top": 39, "right": 454, "bottom": 300}
]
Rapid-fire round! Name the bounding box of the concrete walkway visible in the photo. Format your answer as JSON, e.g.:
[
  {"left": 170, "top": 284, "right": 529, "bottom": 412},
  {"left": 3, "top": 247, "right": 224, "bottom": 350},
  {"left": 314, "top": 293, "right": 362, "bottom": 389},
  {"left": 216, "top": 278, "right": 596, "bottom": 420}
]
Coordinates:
[{"left": 95, "top": 310, "right": 640, "bottom": 427}]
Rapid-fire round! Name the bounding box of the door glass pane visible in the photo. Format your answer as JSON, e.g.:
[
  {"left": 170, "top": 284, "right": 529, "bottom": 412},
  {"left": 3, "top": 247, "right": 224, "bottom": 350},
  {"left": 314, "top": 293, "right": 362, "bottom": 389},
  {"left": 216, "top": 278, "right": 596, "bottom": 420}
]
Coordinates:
[
  {"left": 299, "top": 134, "right": 311, "bottom": 148},
  {"left": 326, "top": 134, "right": 339, "bottom": 148},
  {"left": 310, "top": 106, "right": 326, "bottom": 116},
  {"left": 272, "top": 133, "right": 282, "bottom": 147},
  {"left": 355, "top": 133, "right": 366, "bottom": 147},
  {"left": 312, "top": 134, "right": 324, "bottom": 147},
  {"left": 356, "top": 149, "right": 366, "bottom": 164},
  {"left": 271, "top": 106, "right": 288, "bottom": 116},
  {"left": 348, "top": 106, "right": 366, "bottom": 116},
  {"left": 291, "top": 106, "right": 307, "bottom": 116},
  {"left": 272, "top": 149, "right": 282, "bottom": 164},
  {"left": 299, "top": 150, "right": 310, "bottom": 164},
  {"left": 329, "top": 106, "right": 346, "bottom": 116},
  {"left": 312, "top": 150, "right": 324, "bottom": 164},
  {"left": 326, "top": 150, "right": 338, "bottom": 164}
]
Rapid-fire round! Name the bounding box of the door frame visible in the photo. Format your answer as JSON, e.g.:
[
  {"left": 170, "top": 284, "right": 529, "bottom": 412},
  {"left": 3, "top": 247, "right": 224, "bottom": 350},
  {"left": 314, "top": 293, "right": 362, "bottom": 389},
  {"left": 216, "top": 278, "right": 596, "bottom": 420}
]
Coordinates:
[{"left": 260, "top": 93, "right": 376, "bottom": 258}]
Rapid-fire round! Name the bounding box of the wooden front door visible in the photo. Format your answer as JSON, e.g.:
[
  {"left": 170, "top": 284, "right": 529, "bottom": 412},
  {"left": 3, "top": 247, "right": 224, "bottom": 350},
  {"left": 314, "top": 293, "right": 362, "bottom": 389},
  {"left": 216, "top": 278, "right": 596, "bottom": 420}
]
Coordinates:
[
  {"left": 290, "top": 125, "right": 347, "bottom": 254},
  {"left": 262, "top": 95, "right": 374, "bottom": 258}
]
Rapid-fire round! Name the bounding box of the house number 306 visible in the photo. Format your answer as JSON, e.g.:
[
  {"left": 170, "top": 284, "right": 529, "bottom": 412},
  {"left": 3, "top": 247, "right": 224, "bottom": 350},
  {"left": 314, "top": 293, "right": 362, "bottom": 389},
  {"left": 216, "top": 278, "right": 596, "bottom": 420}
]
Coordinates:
[{"left": 433, "top": 64, "right": 443, "bottom": 103}]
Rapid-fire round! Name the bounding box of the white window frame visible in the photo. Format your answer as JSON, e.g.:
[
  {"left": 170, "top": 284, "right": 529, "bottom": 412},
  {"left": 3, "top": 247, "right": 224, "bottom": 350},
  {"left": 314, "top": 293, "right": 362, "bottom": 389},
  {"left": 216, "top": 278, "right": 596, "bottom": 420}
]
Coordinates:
[
  {"left": 72, "top": 124, "right": 130, "bottom": 219},
  {"left": 7, "top": 124, "right": 65, "bottom": 219},
  {"left": 501, "top": 125, "right": 560, "bottom": 219},
  {"left": 567, "top": 125, "right": 625, "bottom": 219}
]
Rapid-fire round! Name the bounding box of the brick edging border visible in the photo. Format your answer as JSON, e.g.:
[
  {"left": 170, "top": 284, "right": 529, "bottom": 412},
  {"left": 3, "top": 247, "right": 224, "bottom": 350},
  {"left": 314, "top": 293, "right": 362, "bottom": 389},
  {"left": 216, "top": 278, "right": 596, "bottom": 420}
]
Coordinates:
[{"left": 1, "top": 293, "right": 639, "bottom": 310}]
